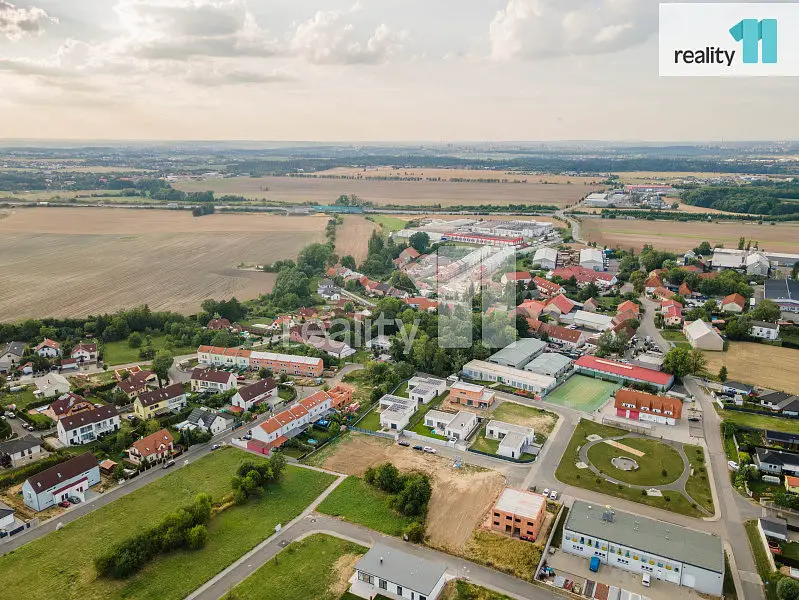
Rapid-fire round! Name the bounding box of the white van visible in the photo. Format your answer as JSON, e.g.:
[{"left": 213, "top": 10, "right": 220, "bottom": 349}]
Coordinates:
[{"left": 642, "top": 573, "right": 651, "bottom": 587}]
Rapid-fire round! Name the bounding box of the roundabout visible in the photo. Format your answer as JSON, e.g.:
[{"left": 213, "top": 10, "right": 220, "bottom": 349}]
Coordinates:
[{"left": 584, "top": 435, "right": 686, "bottom": 487}]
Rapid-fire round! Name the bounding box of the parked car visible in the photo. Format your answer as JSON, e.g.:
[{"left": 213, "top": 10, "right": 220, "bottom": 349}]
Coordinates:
[
  {"left": 423, "top": 446, "right": 437, "bottom": 454},
  {"left": 68, "top": 496, "right": 81, "bottom": 504},
  {"left": 728, "top": 461, "right": 739, "bottom": 471},
  {"left": 398, "top": 440, "right": 410, "bottom": 447},
  {"left": 58, "top": 500, "right": 71, "bottom": 508},
  {"left": 25, "top": 424, "right": 35, "bottom": 432},
  {"left": 549, "top": 490, "right": 559, "bottom": 500},
  {"left": 162, "top": 459, "right": 176, "bottom": 469},
  {"left": 642, "top": 573, "right": 651, "bottom": 588},
  {"left": 688, "top": 417, "right": 701, "bottom": 422},
  {"left": 211, "top": 444, "right": 222, "bottom": 451},
  {"left": 412, "top": 445, "right": 424, "bottom": 451},
  {"left": 543, "top": 488, "right": 550, "bottom": 496},
  {"left": 93, "top": 403, "right": 103, "bottom": 408}
]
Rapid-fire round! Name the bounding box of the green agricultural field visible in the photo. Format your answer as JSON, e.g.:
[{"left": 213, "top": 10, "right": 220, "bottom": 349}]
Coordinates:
[
  {"left": 102, "top": 335, "right": 195, "bottom": 366},
  {"left": 0, "top": 448, "right": 335, "bottom": 600},
  {"left": 316, "top": 476, "right": 416, "bottom": 537},
  {"left": 369, "top": 215, "right": 409, "bottom": 234},
  {"left": 230, "top": 534, "right": 367, "bottom": 600},
  {"left": 544, "top": 375, "right": 619, "bottom": 412},
  {"left": 587, "top": 438, "right": 683, "bottom": 486}
]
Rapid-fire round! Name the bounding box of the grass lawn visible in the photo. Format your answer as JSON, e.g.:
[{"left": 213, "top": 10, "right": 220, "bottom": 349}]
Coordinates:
[
  {"left": 409, "top": 420, "right": 449, "bottom": 440},
  {"left": 0, "top": 448, "right": 336, "bottom": 600},
  {"left": 405, "top": 392, "right": 446, "bottom": 432},
  {"left": 544, "top": 375, "right": 619, "bottom": 413},
  {"left": 1, "top": 387, "right": 41, "bottom": 411},
  {"left": 490, "top": 402, "right": 558, "bottom": 439},
  {"left": 471, "top": 428, "right": 501, "bottom": 453},
  {"left": 660, "top": 330, "right": 688, "bottom": 342},
  {"left": 316, "top": 476, "right": 416, "bottom": 537},
  {"left": 720, "top": 409, "right": 799, "bottom": 435},
  {"left": 722, "top": 426, "right": 739, "bottom": 461},
  {"left": 684, "top": 444, "right": 715, "bottom": 514},
  {"left": 355, "top": 407, "right": 383, "bottom": 431},
  {"left": 229, "top": 534, "right": 366, "bottom": 600},
  {"left": 555, "top": 419, "right": 704, "bottom": 518},
  {"left": 745, "top": 520, "right": 776, "bottom": 581},
  {"left": 587, "top": 438, "right": 684, "bottom": 486},
  {"left": 369, "top": 215, "right": 409, "bottom": 234},
  {"left": 442, "top": 581, "right": 514, "bottom": 600},
  {"left": 102, "top": 335, "right": 195, "bottom": 366},
  {"left": 464, "top": 530, "right": 542, "bottom": 582}
]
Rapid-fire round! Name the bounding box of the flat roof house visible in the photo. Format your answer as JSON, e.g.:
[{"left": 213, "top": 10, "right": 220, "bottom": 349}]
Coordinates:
[
  {"left": 408, "top": 376, "right": 446, "bottom": 404},
  {"left": 462, "top": 360, "right": 556, "bottom": 398},
  {"left": 488, "top": 338, "right": 546, "bottom": 369},
  {"left": 486, "top": 420, "right": 535, "bottom": 459},
  {"left": 449, "top": 380, "right": 497, "bottom": 409},
  {"left": 443, "top": 411, "right": 478, "bottom": 441},
  {"left": 22, "top": 453, "right": 100, "bottom": 512},
  {"left": 378, "top": 394, "right": 417, "bottom": 432},
  {"left": 563, "top": 501, "right": 723, "bottom": 596},
  {"left": 350, "top": 543, "right": 448, "bottom": 600},
  {"left": 491, "top": 488, "right": 547, "bottom": 541}
]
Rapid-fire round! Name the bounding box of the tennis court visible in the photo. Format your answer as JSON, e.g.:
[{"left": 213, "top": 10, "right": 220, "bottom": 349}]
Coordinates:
[{"left": 544, "top": 374, "right": 619, "bottom": 413}]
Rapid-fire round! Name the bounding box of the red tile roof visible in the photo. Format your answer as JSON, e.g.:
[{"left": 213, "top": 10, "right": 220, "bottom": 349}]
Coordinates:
[
  {"left": 504, "top": 271, "right": 532, "bottom": 282},
  {"left": 131, "top": 429, "right": 173, "bottom": 458},
  {"left": 553, "top": 266, "right": 615, "bottom": 285},
  {"left": 616, "top": 300, "right": 639, "bottom": 315},
  {"left": 532, "top": 277, "right": 562, "bottom": 295},
  {"left": 546, "top": 294, "right": 575, "bottom": 314},
  {"left": 645, "top": 275, "right": 663, "bottom": 289},
  {"left": 575, "top": 355, "right": 674, "bottom": 386},
  {"left": 530, "top": 321, "right": 584, "bottom": 344},
  {"left": 722, "top": 293, "right": 746, "bottom": 308},
  {"left": 191, "top": 368, "right": 236, "bottom": 384},
  {"left": 614, "top": 389, "right": 682, "bottom": 419}
]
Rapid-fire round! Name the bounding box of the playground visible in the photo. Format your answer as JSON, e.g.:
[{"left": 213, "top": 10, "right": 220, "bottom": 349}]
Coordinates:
[{"left": 544, "top": 375, "right": 619, "bottom": 413}]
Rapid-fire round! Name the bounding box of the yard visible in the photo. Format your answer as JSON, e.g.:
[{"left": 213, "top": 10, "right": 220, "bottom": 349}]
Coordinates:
[
  {"left": 544, "top": 375, "right": 619, "bottom": 413},
  {"left": 0, "top": 448, "right": 336, "bottom": 600},
  {"left": 555, "top": 420, "right": 705, "bottom": 518},
  {"left": 719, "top": 409, "right": 799, "bottom": 435},
  {"left": 227, "top": 533, "right": 366, "bottom": 600},
  {"left": 470, "top": 428, "right": 535, "bottom": 461},
  {"left": 354, "top": 407, "right": 383, "bottom": 432},
  {"left": 464, "top": 530, "right": 542, "bottom": 582},
  {"left": 0, "top": 387, "right": 41, "bottom": 411},
  {"left": 316, "top": 475, "right": 416, "bottom": 537},
  {"left": 489, "top": 401, "right": 558, "bottom": 439},
  {"left": 704, "top": 342, "right": 799, "bottom": 395},
  {"left": 368, "top": 215, "right": 409, "bottom": 235},
  {"left": 102, "top": 335, "right": 195, "bottom": 366}
]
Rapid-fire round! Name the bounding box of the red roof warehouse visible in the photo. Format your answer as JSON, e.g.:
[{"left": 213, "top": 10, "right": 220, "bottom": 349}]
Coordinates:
[{"left": 574, "top": 355, "right": 674, "bottom": 391}]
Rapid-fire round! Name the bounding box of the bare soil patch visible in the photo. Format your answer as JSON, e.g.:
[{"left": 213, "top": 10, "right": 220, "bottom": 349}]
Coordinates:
[
  {"left": 318, "top": 434, "right": 504, "bottom": 550},
  {"left": 581, "top": 218, "right": 799, "bottom": 253},
  {"left": 335, "top": 216, "right": 377, "bottom": 262},
  {"left": 330, "top": 553, "right": 361, "bottom": 597},
  {"left": 0, "top": 208, "right": 327, "bottom": 321}
]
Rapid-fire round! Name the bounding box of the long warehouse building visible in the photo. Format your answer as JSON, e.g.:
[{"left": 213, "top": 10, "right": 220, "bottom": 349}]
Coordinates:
[
  {"left": 462, "top": 359, "right": 557, "bottom": 397},
  {"left": 575, "top": 355, "right": 674, "bottom": 391}
]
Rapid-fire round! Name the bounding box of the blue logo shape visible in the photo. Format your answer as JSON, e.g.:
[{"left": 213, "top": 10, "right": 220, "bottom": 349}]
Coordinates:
[{"left": 729, "top": 19, "right": 778, "bottom": 64}]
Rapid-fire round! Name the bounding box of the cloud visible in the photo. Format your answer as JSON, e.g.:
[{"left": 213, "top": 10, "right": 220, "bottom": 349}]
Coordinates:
[
  {"left": 489, "top": 0, "right": 656, "bottom": 60},
  {"left": 289, "top": 11, "right": 407, "bottom": 65},
  {"left": 184, "top": 66, "right": 294, "bottom": 86},
  {"left": 0, "top": 0, "right": 56, "bottom": 40}
]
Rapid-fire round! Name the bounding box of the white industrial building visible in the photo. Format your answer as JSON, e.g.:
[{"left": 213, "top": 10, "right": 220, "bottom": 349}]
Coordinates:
[
  {"left": 580, "top": 248, "right": 605, "bottom": 271},
  {"left": 461, "top": 360, "right": 556, "bottom": 397},
  {"left": 584, "top": 193, "right": 610, "bottom": 207},
  {"left": 710, "top": 248, "right": 770, "bottom": 276},
  {"left": 488, "top": 338, "right": 546, "bottom": 369},
  {"left": 572, "top": 310, "right": 614, "bottom": 331},
  {"left": 532, "top": 247, "right": 558, "bottom": 270},
  {"left": 524, "top": 353, "right": 573, "bottom": 379},
  {"left": 562, "top": 501, "right": 723, "bottom": 596}
]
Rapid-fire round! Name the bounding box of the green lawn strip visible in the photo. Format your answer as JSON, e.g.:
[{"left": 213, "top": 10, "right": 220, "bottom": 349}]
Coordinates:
[
  {"left": 355, "top": 407, "right": 382, "bottom": 431},
  {"left": 394, "top": 381, "right": 409, "bottom": 397},
  {"left": 723, "top": 553, "right": 738, "bottom": 600},
  {"left": 660, "top": 330, "right": 688, "bottom": 342},
  {"left": 683, "top": 444, "right": 715, "bottom": 514},
  {"left": 102, "top": 336, "right": 194, "bottom": 366},
  {"left": 721, "top": 410, "right": 799, "bottom": 435},
  {"left": 316, "top": 476, "right": 415, "bottom": 537},
  {"left": 471, "top": 428, "right": 500, "bottom": 454},
  {"left": 443, "top": 580, "right": 514, "bottom": 600},
  {"left": 0, "top": 448, "right": 335, "bottom": 600},
  {"left": 490, "top": 402, "right": 558, "bottom": 438},
  {"left": 722, "top": 426, "right": 739, "bottom": 461},
  {"left": 229, "top": 534, "right": 367, "bottom": 600},
  {"left": 410, "top": 420, "right": 449, "bottom": 441},
  {"left": 555, "top": 420, "right": 703, "bottom": 518},
  {"left": 744, "top": 520, "right": 781, "bottom": 600},
  {"left": 586, "top": 438, "right": 683, "bottom": 487}
]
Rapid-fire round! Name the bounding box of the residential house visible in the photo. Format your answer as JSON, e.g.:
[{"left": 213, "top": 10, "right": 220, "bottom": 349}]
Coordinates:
[
  {"left": 761, "top": 517, "right": 789, "bottom": 541},
  {"left": 393, "top": 247, "right": 420, "bottom": 268},
  {"left": 683, "top": 319, "right": 724, "bottom": 351},
  {"left": 766, "top": 430, "right": 799, "bottom": 449},
  {"left": 501, "top": 271, "right": 533, "bottom": 286},
  {"left": 644, "top": 275, "right": 663, "bottom": 295},
  {"left": 0, "top": 341, "right": 24, "bottom": 373},
  {"left": 178, "top": 408, "right": 233, "bottom": 435},
  {"left": 46, "top": 392, "right": 94, "bottom": 420},
  {"left": 750, "top": 321, "right": 780, "bottom": 340},
  {"left": 407, "top": 376, "right": 446, "bottom": 404},
  {"left": 552, "top": 266, "right": 617, "bottom": 287},
  {"left": 443, "top": 411, "right": 478, "bottom": 441},
  {"left": 0, "top": 435, "right": 42, "bottom": 466},
  {"left": 678, "top": 282, "right": 695, "bottom": 297},
  {"left": 786, "top": 476, "right": 799, "bottom": 494},
  {"left": 57, "top": 405, "right": 120, "bottom": 446},
  {"left": 448, "top": 380, "right": 496, "bottom": 409},
  {"left": 663, "top": 301, "right": 684, "bottom": 327},
  {"left": 404, "top": 297, "right": 438, "bottom": 312},
  {"left": 197, "top": 346, "right": 324, "bottom": 377},
  {"left": 616, "top": 300, "right": 640, "bottom": 317},
  {"left": 366, "top": 335, "right": 392, "bottom": 352},
  {"left": 653, "top": 286, "right": 676, "bottom": 301},
  {"left": 350, "top": 543, "right": 447, "bottom": 600},
  {"left": 755, "top": 448, "right": 799, "bottom": 476},
  {"left": 517, "top": 299, "right": 547, "bottom": 320},
  {"left": 721, "top": 381, "right": 753, "bottom": 397},
  {"left": 35, "top": 373, "right": 71, "bottom": 398},
  {"left": 582, "top": 298, "right": 599, "bottom": 313},
  {"left": 306, "top": 335, "right": 356, "bottom": 359},
  {"left": 22, "top": 452, "right": 100, "bottom": 512},
  {"left": 486, "top": 420, "right": 536, "bottom": 459},
  {"left": 190, "top": 368, "right": 237, "bottom": 393},
  {"left": 127, "top": 429, "right": 174, "bottom": 465},
  {"left": 116, "top": 370, "right": 157, "bottom": 400},
  {"left": 721, "top": 293, "right": 746, "bottom": 313},
  {"left": 71, "top": 343, "right": 98, "bottom": 364},
  {"left": 760, "top": 392, "right": 799, "bottom": 416},
  {"left": 0, "top": 506, "right": 14, "bottom": 531},
  {"left": 532, "top": 247, "right": 558, "bottom": 270},
  {"left": 614, "top": 389, "right": 683, "bottom": 425},
  {"left": 207, "top": 317, "right": 231, "bottom": 330},
  {"left": 378, "top": 394, "right": 417, "bottom": 431},
  {"left": 491, "top": 488, "right": 547, "bottom": 540},
  {"left": 529, "top": 321, "right": 586, "bottom": 349},
  {"left": 231, "top": 378, "right": 278, "bottom": 412},
  {"left": 134, "top": 383, "right": 188, "bottom": 419},
  {"left": 531, "top": 276, "right": 563, "bottom": 298},
  {"left": 543, "top": 294, "right": 575, "bottom": 318},
  {"left": 580, "top": 248, "right": 605, "bottom": 271},
  {"left": 34, "top": 338, "right": 61, "bottom": 358}
]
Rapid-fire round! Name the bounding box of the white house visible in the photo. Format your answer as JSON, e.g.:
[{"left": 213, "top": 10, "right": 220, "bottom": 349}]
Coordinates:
[
  {"left": 532, "top": 247, "right": 558, "bottom": 270},
  {"left": 408, "top": 376, "right": 447, "bottom": 402},
  {"left": 0, "top": 435, "right": 43, "bottom": 466},
  {"left": 443, "top": 411, "right": 478, "bottom": 441},
  {"left": 71, "top": 343, "right": 98, "bottom": 363},
  {"left": 177, "top": 408, "right": 233, "bottom": 435},
  {"left": 307, "top": 335, "right": 356, "bottom": 359},
  {"left": 22, "top": 453, "right": 100, "bottom": 512},
  {"left": 57, "top": 405, "right": 120, "bottom": 446},
  {"left": 486, "top": 420, "right": 536, "bottom": 459},
  {"left": 378, "top": 394, "right": 417, "bottom": 431},
  {"left": 34, "top": 338, "right": 61, "bottom": 358},
  {"left": 231, "top": 378, "right": 278, "bottom": 411},
  {"left": 190, "top": 368, "right": 237, "bottom": 393},
  {"left": 750, "top": 321, "right": 780, "bottom": 341},
  {"left": 34, "top": 373, "right": 71, "bottom": 398},
  {"left": 580, "top": 248, "right": 605, "bottom": 271},
  {"left": 350, "top": 543, "right": 448, "bottom": 600}
]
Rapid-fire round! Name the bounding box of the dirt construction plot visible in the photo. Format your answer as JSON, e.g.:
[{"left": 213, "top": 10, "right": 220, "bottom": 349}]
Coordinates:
[
  {"left": 581, "top": 218, "right": 799, "bottom": 254},
  {"left": 704, "top": 342, "right": 799, "bottom": 395},
  {"left": 0, "top": 208, "right": 327, "bottom": 321},
  {"left": 173, "top": 175, "right": 589, "bottom": 208},
  {"left": 318, "top": 434, "right": 504, "bottom": 550}
]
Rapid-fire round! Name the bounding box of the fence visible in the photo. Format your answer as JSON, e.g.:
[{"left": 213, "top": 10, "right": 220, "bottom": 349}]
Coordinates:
[
  {"left": 601, "top": 416, "right": 654, "bottom": 435},
  {"left": 467, "top": 446, "right": 535, "bottom": 463},
  {"left": 402, "top": 430, "right": 454, "bottom": 448},
  {"left": 756, "top": 520, "right": 778, "bottom": 571},
  {"left": 349, "top": 426, "right": 396, "bottom": 440},
  {"left": 723, "top": 404, "right": 799, "bottom": 420}
]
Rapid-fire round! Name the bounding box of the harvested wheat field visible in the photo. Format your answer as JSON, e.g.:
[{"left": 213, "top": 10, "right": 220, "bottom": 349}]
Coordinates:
[
  {"left": 0, "top": 208, "right": 328, "bottom": 321},
  {"left": 335, "top": 216, "right": 377, "bottom": 262},
  {"left": 582, "top": 218, "right": 799, "bottom": 253},
  {"left": 314, "top": 167, "right": 603, "bottom": 186},
  {"left": 704, "top": 342, "right": 799, "bottom": 395},
  {"left": 317, "top": 434, "right": 504, "bottom": 550},
  {"left": 173, "top": 175, "right": 589, "bottom": 208}
]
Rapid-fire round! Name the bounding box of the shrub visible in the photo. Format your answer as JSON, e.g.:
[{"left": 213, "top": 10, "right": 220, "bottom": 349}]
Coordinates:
[{"left": 405, "top": 522, "right": 425, "bottom": 543}]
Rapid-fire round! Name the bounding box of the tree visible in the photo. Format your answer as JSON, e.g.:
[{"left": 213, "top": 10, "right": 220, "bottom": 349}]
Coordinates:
[
  {"left": 128, "top": 332, "right": 143, "bottom": 349},
  {"left": 340, "top": 255, "right": 357, "bottom": 270},
  {"left": 750, "top": 299, "right": 781, "bottom": 323},
  {"left": 663, "top": 347, "right": 693, "bottom": 377},
  {"left": 152, "top": 350, "right": 174, "bottom": 386},
  {"left": 718, "top": 365, "right": 728, "bottom": 382},
  {"left": 408, "top": 232, "right": 430, "bottom": 254},
  {"left": 405, "top": 522, "right": 425, "bottom": 543},
  {"left": 343, "top": 301, "right": 355, "bottom": 313},
  {"left": 393, "top": 473, "right": 432, "bottom": 517},
  {"left": 792, "top": 261, "right": 799, "bottom": 280},
  {"left": 738, "top": 236, "right": 746, "bottom": 250},
  {"left": 688, "top": 348, "right": 708, "bottom": 376},
  {"left": 778, "top": 577, "right": 799, "bottom": 600},
  {"left": 258, "top": 367, "right": 272, "bottom": 379},
  {"left": 694, "top": 241, "right": 712, "bottom": 256}
]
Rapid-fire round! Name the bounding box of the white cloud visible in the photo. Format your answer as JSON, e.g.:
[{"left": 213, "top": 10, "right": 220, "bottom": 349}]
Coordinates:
[
  {"left": 0, "top": 0, "right": 56, "bottom": 40},
  {"left": 289, "top": 11, "right": 407, "bottom": 65},
  {"left": 489, "top": 0, "right": 656, "bottom": 60}
]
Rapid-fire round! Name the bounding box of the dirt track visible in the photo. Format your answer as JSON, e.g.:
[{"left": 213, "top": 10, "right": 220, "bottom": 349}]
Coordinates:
[{"left": 318, "top": 435, "right": 504, "bottom": 550}]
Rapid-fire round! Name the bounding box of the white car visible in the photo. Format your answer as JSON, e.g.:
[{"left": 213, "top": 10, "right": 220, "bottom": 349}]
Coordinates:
[
  {"left": 549, "top": 490, "right": 559, "bottom": 500},
  {"left": 422, "top": 446, "right": 437, "bottom": 454},
  {"left": 543, "top": 488, "right": 550, "bottom": 496},
  {"left": 728, "top": 461, "right": 739, "bottom": 471}
]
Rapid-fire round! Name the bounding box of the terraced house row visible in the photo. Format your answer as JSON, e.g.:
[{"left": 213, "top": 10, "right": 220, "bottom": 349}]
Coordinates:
[{"left": 197, "top": 345, "right": 324, "bottom": 377}]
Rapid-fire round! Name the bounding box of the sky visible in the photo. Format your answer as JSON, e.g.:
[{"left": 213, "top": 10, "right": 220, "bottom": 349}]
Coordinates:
[{"left": 0, "top": 0, "right": 798, "bottom": 142}]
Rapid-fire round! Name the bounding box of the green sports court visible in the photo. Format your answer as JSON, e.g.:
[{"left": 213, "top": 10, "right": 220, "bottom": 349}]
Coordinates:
[{"left": 543, "top": 374, "right": 620, "bottom": 412}]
